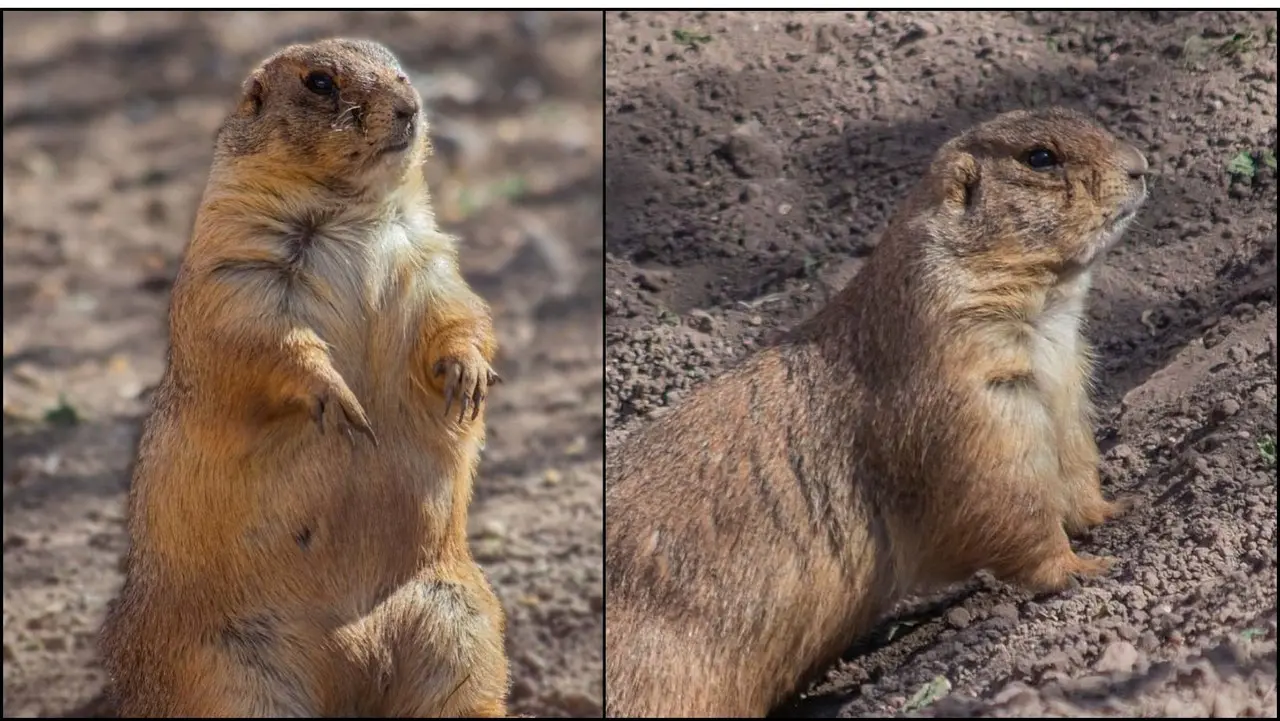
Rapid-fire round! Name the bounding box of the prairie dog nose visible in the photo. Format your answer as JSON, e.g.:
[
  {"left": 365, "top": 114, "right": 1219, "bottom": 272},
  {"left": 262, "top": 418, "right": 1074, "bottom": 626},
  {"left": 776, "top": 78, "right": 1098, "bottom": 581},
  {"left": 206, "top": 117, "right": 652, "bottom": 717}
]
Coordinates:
[
  {"left": 1120, "top": 143, "right": 1148, "bottom": 180},
  {"left": 393, "top": 95, "right": 420, "bottom": 121}
]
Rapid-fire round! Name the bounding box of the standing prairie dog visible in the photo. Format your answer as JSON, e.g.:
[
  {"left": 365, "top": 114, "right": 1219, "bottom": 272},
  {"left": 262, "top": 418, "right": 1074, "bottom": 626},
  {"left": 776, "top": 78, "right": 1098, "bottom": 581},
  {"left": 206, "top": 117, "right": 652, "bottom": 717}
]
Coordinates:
[
  {"left": 99, "top": 38, "right": 509, "bottom": 717},
  {"left": 604, "top": 108, "right": 1149, "bottom": 717}
]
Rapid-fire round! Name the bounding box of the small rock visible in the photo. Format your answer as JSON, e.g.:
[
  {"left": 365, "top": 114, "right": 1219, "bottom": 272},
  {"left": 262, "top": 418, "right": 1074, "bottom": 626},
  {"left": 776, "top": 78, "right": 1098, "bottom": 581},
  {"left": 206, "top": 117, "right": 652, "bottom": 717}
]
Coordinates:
[
  {"left": 145, "top": 198, "right": 168, "bottom": 223},
  {"left": 1212, "top": 398, "right": 1241, "bottom": 422},
  {"left": 686, "top": 310, "right": 715, "bottom": 333},
  {"left": 1095, "top": 641, "right": 1139, "bottom": 674},
  {"left": 718, "top": 121, "right": 784, "bottom": 180},
  {"left": 990, "top": 603, "right": 1019, "bottom": 621},
  {"left": 473, "top": 537, "right": 504, "bottom": 562},
  {"left": 634, "top": 270, "right": 662, "bottom": 293},
  {"left": 42, "top": 635, "right": 67, "bottom": 653},
  {"left": 1111, "top": 443, "right": 1137, "bottom": 464},
  {"left": 946, "top": 607, "right": 972, "bottom": 629},
  {"left": 896, "top": 22, "right": 937, "bottom": 48}
]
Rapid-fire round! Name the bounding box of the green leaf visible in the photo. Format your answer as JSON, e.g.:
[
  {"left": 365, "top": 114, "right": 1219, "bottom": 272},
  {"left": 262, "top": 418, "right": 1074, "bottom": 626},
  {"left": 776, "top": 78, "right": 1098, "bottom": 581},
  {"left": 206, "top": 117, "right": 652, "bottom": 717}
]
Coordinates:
[
  {"left": 1260, "top": 149, "right": 1277, "bottom": 171},
  {"left": 903, "top": 675, "right": 951, "bottom": 712},
  {"left": 1217, "top": 32, "right": 1256, "bottom": 56},
  {"left": 802, "top": 254, "right": 821, "bottom": 279},
  {"left": 44, "top": 394, "right": 81, "bottom": 427},
  {"left": 493, "top": 174, "right": 528, "bottom": 199},
  {"left": 1227, "top": 151, "right": 1257, "bottom": 179},
  {"left": 672, "top": 29, "right": 713, "bottom": 45}
]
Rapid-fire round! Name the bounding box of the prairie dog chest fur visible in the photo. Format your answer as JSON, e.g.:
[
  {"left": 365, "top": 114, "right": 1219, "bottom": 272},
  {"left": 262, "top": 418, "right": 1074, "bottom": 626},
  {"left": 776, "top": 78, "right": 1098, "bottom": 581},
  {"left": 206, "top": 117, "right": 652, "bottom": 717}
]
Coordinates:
[
  {"left": 1030, "top": 271, "right": 1092, "bottom": 391},
  {"left": 262, "top": 204, "right": 456, "bottom": 372}
]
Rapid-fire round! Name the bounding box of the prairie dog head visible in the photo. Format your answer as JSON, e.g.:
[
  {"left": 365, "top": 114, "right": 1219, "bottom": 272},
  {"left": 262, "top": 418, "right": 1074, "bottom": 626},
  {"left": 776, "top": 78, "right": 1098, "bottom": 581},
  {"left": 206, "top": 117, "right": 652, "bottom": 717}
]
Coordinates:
[
  {"left": 214, "top": 38, "right": 428, "bottom": 198},
  {"left": 922, "top": 107, "right": 1148, "bottom": 281}
]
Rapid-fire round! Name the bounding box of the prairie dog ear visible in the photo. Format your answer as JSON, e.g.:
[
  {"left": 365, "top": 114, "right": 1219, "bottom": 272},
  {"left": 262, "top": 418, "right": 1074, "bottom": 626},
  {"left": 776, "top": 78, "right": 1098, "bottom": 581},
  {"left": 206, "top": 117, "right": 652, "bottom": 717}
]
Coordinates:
[
  {"left": 236, "top": 71, "right": 266, "bottom": 118},
  {"left": 942, "top": 151, "right": 980, "bottom": 211}
]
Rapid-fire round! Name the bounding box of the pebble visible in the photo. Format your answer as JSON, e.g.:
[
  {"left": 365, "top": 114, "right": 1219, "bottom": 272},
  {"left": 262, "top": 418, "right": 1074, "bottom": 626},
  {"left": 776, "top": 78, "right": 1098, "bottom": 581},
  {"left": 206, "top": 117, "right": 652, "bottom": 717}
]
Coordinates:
[
  {"left": 946, "top": 606, "right": 972, "bottom": 629},
  {"left": 686, "top": 310, "right": 715, "bottom": 333},
  {"left": 1094, "top": 640, "right": 1139, "bottom": 673},
  {"left": 990, "top": 603, "right": 1020, "bottom": 621},
  {"left": 1213, "top": 397, "right": 1241, "bottom": 421}
]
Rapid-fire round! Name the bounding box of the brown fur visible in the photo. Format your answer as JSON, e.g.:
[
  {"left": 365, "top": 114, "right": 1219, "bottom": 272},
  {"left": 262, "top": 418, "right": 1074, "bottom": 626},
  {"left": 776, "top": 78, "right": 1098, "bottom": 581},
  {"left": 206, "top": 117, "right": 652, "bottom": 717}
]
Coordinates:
[
  {"left": 604, "top": 107, "right": 1150, "bottom": 717},
  {"left": 99, "top": 38, "right": 509, "bottom": 717}
]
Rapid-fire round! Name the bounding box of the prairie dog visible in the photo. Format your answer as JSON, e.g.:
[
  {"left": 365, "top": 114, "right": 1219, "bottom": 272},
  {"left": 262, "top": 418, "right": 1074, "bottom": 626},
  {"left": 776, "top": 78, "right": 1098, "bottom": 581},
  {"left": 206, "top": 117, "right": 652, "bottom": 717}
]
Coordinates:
[
  {"left": 99, "top": 38, "right": 508, "bottom": 717},
  {"left": 604, "top": 107, "right": 1149, "bottom": 717}
]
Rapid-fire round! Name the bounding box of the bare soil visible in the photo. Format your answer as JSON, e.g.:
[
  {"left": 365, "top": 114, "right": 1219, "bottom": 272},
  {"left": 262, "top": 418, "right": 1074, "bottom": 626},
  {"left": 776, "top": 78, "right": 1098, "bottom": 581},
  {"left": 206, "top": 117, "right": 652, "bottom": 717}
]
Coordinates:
[
  {"left": 605, "top": 10, "right": 1276, "bottom": 717},
  {"left": 3, "top": 10, "right": 602, "bottom": 718}
]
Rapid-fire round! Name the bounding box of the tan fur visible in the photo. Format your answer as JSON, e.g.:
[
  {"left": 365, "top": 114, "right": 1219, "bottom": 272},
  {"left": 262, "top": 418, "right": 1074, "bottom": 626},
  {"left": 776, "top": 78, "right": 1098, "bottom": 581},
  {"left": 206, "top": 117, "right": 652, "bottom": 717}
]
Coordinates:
[
  {"left": 604, "top": 107, "right": 1149, "bottom": 717},
  {"left": 99, "top": 38, "right": 508, "bottom": 717}
]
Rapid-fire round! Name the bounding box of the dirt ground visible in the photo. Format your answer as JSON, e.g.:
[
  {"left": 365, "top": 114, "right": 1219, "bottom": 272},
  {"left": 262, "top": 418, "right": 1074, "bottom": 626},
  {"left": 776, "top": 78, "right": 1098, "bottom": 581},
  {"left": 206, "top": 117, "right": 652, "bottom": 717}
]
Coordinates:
[
  {"left": 605, "top": 10, "right": 1276, "bottom": 718},
  {"left": 2, "top": 10, "right": 602, "bottom": 718}
]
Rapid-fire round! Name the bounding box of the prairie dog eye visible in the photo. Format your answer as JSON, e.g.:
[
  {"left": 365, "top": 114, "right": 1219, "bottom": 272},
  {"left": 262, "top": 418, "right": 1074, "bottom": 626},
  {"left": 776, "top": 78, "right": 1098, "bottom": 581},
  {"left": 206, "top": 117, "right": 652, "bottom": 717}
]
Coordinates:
[
  {"left": 304, "top": 71, "right": 336, "bottom": 96},
  {"left": 1023, "top": 147, "right": 1060, "bottom": 171}
]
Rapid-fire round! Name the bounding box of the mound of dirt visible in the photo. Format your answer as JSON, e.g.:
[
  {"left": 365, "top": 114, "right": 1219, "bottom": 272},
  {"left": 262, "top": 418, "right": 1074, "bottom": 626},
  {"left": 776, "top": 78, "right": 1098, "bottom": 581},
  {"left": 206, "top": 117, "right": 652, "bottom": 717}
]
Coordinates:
[
  {"left": 605, "top": 10, "right": 1276, "bottom": 717},
  {"left": 3, "top": 10, "right": 602, "bottom": 718}
]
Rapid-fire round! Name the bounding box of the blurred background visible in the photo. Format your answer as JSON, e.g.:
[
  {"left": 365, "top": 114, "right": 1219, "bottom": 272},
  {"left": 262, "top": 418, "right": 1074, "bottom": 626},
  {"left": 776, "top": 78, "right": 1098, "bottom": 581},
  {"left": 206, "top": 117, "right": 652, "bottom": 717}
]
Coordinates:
[{"left": 2, "top": 11, "right": 602, "bottom": 718}]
